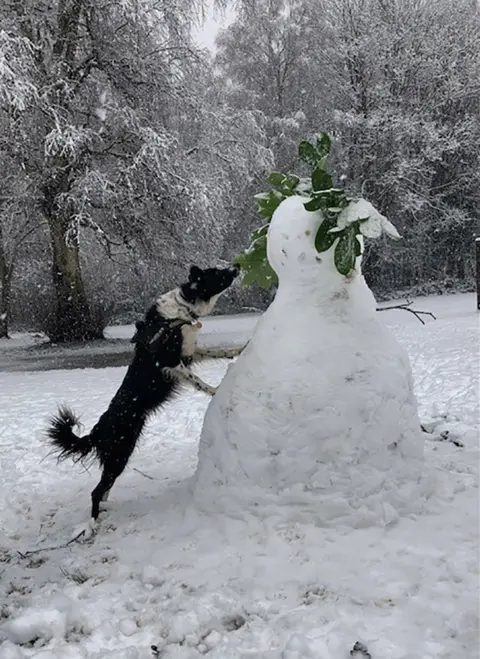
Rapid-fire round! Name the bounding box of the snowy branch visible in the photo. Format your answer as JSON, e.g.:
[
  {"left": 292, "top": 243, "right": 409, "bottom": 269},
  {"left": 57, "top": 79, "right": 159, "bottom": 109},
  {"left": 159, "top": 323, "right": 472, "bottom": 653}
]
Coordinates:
[
  {"left": 17, "top": 528, "right": 87, "bottom": 558},
  {"left": 376, "top": 300, "right": 436, "bottom": 325}
]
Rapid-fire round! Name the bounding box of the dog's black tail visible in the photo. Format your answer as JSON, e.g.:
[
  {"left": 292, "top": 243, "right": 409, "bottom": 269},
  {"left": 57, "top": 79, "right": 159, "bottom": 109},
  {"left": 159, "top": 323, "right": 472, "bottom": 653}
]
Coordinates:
[{"left": 46, "top": 406, "right": 94, "bottom": 463}]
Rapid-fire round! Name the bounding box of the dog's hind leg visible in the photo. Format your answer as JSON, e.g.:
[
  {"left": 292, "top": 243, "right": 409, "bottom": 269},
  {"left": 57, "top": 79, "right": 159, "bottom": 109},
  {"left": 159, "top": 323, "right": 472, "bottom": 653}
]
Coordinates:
[
  {"left": 98, "top": 487, "right": 112, "bottom": 512},
  {"left": 91, "top": 472, "right": 116, "bottom": 520},
  {"left": 91, "top": 454, "right": 131, "bottom": 520}
]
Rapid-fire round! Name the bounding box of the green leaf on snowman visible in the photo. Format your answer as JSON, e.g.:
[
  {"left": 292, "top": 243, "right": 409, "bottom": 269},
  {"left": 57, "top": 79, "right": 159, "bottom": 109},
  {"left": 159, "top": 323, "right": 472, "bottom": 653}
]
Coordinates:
[
  {"left": 303, "top": 196, "right": 324, "bottom": 212},
  {"left": 283, "top": 174, "right": 300, "bottom": 190},
  {"left": 316, "top": 133, "right": 332, "bottom": 158},
  {"left": 233, "top": 234, "right": 278, "bottom": 289},
  {"left": 251, "top": 224, "right": 269, "bottom": 241},
  {"left": 234, "top": 133, "right": 401, "bottom": 288},
  {"left": 298, "top": 140, "right": 318, "bottom": 167},
  {"left": 315, "top": 216, "right": 338, "bottom": 252},
  {"left": 354, "top": 236, "right": 363, "bottom": 257},
  {"left": 334, "top": 227, "right": 357, "bottom": 276},
  {"left": 311, "top": 167, "right": 333, "bottom": 192},
  {"left": 267, "top": 172, "right": 286, "bottom": 187},
  {"left": 254, "top": 190, "right": 284, "bottom": 219}
]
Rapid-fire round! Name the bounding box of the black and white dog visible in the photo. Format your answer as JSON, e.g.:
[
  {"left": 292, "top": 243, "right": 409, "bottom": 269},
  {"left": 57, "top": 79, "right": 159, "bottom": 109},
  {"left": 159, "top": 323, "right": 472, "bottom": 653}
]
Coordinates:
[{"left": 46, "top": 265, "right": 240, "bottom": 521}]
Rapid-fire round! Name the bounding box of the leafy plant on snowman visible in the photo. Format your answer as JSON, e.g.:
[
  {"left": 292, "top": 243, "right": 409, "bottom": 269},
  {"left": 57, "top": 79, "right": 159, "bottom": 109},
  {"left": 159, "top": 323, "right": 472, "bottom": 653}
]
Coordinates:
[{"left": 233, "top": 133, "right": 401, "bottom": 288}]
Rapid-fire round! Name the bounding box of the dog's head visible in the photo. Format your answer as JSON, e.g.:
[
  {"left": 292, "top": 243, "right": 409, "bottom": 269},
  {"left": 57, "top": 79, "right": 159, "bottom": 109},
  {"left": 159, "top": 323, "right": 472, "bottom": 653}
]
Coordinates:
[
  {"left": 131, "top": 264, "right": 239, "bottom": 352},
  {"left": 179, "top": 265, "right": 239, "bottom": 316}
]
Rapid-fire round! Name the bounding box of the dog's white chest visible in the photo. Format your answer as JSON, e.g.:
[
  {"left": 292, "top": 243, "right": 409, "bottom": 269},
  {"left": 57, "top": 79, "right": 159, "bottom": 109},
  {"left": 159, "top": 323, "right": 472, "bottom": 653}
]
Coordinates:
[{"left": 181, "top": 323, "right": 200, "bottom": 357}]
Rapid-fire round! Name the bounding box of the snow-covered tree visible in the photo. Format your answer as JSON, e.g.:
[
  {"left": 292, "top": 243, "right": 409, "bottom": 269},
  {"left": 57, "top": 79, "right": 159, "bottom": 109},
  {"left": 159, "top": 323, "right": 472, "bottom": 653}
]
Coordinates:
[
  {"left": 0, "top": 0, "right": 277, "bottom": 338},
  {"left": 1, "top": 0, "right": 271, "bottom": 340},
  {"left": 215, "top": 0, "right": 329, "bottom": 171},
  {"left": 321, "top": 0, "right": 480, "bottom": 291},
  {"left": 216, "top": 0, "right": 480, "bottom": 296},
  {"left": 0, "top": 32, "right": 43, "bottom": 338},
  {"left": 0, "top": 177, "right": 44, "bottom": 339}
]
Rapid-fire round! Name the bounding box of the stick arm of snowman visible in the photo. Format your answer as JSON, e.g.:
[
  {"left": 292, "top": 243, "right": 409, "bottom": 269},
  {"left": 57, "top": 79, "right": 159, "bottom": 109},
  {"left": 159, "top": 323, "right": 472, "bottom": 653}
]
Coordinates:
[
  {"left": 193, "top": 344, "right": 248, "bottom": 361},
  {"left": 376, "top": 300, "right": 436, "bottom": 325}
]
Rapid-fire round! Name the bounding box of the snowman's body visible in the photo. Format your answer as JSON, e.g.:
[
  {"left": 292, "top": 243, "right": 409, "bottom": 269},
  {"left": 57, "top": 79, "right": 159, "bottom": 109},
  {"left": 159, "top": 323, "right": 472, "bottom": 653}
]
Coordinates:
[{"left": 192, "top": 196, "right": 424, "bottom": 527}]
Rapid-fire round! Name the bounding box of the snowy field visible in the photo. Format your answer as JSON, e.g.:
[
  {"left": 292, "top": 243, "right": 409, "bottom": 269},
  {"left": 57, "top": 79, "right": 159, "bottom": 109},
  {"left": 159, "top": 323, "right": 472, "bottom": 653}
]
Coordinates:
[
  {"left": 0, "top": 294, "right": 478, "bottom": 658},
  {"left": 0, "top": 315, "right": 257, "bottom": 373}
]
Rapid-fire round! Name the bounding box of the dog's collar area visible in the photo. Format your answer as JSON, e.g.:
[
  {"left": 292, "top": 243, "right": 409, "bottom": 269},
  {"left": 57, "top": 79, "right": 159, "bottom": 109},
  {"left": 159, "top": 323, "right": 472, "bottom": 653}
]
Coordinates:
[
  {"left": 145, "top": 317, "right": 201, "bottom": 352},
  {"left": 173, "top": 290, "right": 199, "bottom": 321},
  {"left": 136, "top": 288, "right": 204, "bottom": 353}
]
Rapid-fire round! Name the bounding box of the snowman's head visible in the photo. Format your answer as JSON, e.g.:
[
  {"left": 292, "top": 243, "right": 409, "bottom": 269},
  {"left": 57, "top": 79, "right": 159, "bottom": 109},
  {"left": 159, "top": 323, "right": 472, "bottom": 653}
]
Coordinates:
[{"left": 267, "top": 196, "right": 362, "bottom": 287}]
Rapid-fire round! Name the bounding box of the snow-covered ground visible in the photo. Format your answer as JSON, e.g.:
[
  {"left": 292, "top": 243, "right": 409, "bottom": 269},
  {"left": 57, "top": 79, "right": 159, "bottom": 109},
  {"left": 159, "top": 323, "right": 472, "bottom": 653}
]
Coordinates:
[
  {"left": 0, "top": 294, "right": 478, "bottom": 658},
  {"left": 0, "top": 314, "right": 257, "bottom": 373},
  {"left": 0, "top": 313, "right": 259, "bottom": 351}
]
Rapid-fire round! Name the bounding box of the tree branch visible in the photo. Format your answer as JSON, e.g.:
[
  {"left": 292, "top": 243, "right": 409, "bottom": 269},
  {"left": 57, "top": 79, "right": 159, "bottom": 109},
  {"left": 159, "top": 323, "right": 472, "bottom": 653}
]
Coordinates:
[
  {"left": 17, "top": 528, "right": 87, "bottom": 558},
  {"left": 376, "top": 300, "right": 436, "bottom": 325},
  {"left": 13, "top": 221, "right": 47, "bottom": 253}
]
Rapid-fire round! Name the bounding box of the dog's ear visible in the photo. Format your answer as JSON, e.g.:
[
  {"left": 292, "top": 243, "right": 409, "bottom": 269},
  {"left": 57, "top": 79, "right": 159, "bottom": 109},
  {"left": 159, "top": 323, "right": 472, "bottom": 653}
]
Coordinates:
[{"left": 189, "top": 265, "right": 202, "bottom": 282}]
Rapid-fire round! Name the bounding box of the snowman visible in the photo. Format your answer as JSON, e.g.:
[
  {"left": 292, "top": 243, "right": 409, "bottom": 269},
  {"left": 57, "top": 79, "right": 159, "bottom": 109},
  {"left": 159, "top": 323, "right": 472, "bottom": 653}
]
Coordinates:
[{"left": 192, "top": 194, "right": 425, "bottom": 528}]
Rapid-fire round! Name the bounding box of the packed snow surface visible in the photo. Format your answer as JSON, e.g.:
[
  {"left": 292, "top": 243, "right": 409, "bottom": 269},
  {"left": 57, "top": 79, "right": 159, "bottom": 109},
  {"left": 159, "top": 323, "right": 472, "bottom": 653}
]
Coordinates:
[
  {"left": 193, "top": 196, "right": 424, "bottom": 525},
  {"left": 0, "top": 293, "right": 478, "bottom": 658}
]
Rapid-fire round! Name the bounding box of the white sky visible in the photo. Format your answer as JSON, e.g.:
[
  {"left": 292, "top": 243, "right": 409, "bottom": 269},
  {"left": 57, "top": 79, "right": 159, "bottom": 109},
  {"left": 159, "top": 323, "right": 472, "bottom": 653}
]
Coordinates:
[{"left": 193, "top": 4, "right": 236, "bottom": 51}]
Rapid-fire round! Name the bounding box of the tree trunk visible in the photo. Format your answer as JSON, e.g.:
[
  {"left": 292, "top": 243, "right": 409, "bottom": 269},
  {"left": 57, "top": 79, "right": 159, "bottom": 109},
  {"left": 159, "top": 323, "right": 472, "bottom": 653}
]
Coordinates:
[
  {"left": 32, "top": 2, "right": 102, "bottom": 343},
  {"left": 46, "top": 212, "right": 102, "bottom": 343},
  {"left": 476, "top": 236, "right": 480, "bottom": 311},
  {"left": 0, "top": 253, "right": 11, "bottom": 340},
  {"left": 40, "top": 153, "right": 103, "bottom": 343},
  {"left": 0, "top": 276, "right": 12, "bottom": 340}
]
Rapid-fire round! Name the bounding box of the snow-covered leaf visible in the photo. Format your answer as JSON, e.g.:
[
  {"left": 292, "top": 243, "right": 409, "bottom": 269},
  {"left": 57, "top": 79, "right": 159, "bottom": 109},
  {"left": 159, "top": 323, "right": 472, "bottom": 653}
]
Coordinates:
[
  {"left": 298, "top": 140, "right": 317, "bottom": 166},
  {"left": 315, "top": 217, "right": 338, "bottom": 252},
  {"left": 311, "top": 167, "right": 333, "bottom": 192},
  {"left": 267, "top": 172, "right": 286, "bottom": 186},
  {"left": 337, "top": 199, "right": 401, "bottom": 240},
  {"left": 380, "top": 217, "right": 402, "bottom": 240},
  {"left": 334, "top": 228, "right": 356, "bottom": 276},
  {"left": 358, "top": 216, "right": 382, "bottom": 239}
]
